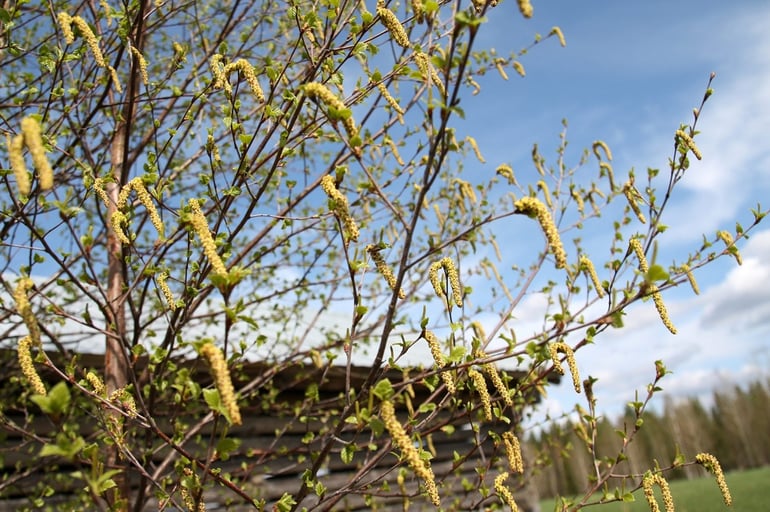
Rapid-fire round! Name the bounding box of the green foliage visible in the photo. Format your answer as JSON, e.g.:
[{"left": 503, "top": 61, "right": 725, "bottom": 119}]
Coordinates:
[{"left": 0, "top": 0, "right": 766, "bottom": 510}]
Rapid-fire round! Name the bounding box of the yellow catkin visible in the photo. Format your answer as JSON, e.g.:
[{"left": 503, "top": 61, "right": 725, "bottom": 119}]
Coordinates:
[
  {"left": 548, "top": 342, "right": 581, "bottom": 394},
  {"left": 117, "top": 177, "right": 164, "bottom": 240},
  {"left": 86, "top": 371, "right": 106, "bottom": 395},
  {"left": 696, "top": 453, "right": 732, "bottom": 506},
  {"left": 367, "top": 244, "right": 405, "bottom": 299},
  {"left": 18, "top": 336, "right": 46, "bottom": 396},
  {"left": 199, "top": 343, "right": 241, "bottom": 426},
  {"left": 468, "top": 369, "right": 492, "bottom": 421},
  {"left": 304, "top": 82, "right": 359, "bottom": 143},
  {"left": 512, "top": 61, "right": 525, "bottom": 77},
  {"left": 377, "top": 2, "right": 410, "bottom": 48},
  {"left": 188, "top": 199, "right": 228, "bottom": 278},
  {"left": 675, "top": 129, "right": 702, "bottom": 160},
  {"left": 642, "top": 472, "right": 661, "bottom": 512},
  {"left": 550, "top": 26, "right": 566, "bottom": 47},
  {"left": 623, "top": 181, "right": 647, "bottom": 224},
  {"left": 629, "top": 238, "right": 649, "bottom": 274},
  {"left": 8, "top": 134, "right": 29, "bottom": 196},
  {"left": 515, "top": 196, "right": 567, "bottom": 269},
  {"left": 225, "top": 59, "right": 265, "bottom": 102},
  {"left": 496, "top": 164, "right": 517, "bottom": 186},
  {"left": 424, "top": 330, "right": 455, "bottom": 393},
  {"left": 57, "top": 13, "right": 122, "bottom": 93},
  {"left": 470, "top": 321, "right": 486, "bottom": 342},
  {"left": 656, "top": 474, "right": 675, "bottom": 512},
  {"left": 92, "top": 178, "right": 111, "bottom": 206},
  {"left": 109, "top": 387, "right": 138, "bottom": 418},
  {"left": 642, "top": 472, "right": 674, "bottom": 512},
  {"left": 717, "top": 230, "right": 742, "bottom": 265},
  {"left": 57, "top": 12, "right": 75, "bottom": 43},
  {"left": 468, "top": 76, "right": 481, "bottom": 95},
  {"left": 133, "top": 179, "right": 164, "bottom": 238},
  {"left": 384, "top": 137, "right": 405, "bottom": 166},
  {"left": 433, "top": 203, "right": 445, "bottom": 225},
  {"left": 571, "top": 186, "right": 585, "bottom": 215},
  {"left": 495, "top": 59, "right": 509, "bottom": 81},
  {"left": 157, "top": 271, "right": 177, "bottom": 310},
  {"left": 476, "top": 349, "right": 512, "bottom": 407},
  {"left": 681, "top": 264, "right": 699, "bottom": 295},
  {"left": 181, "top": 467, "right": 206, "bottom": 512},
  {"left": 380, "top": 401, "right": 440, "bottom": 506},
  {"left": 537, "top": 180, "right": 553, "bottom": 209},
  {"left": 14, "top": 278, "right": 41, "bottom": 347},
  {"left": 20, "top": 117, "right": 53, "bottom": 190},
  {"left": 107, "top": 66, "right": 121, "bottom": 92},
  {"left": 210, "top": 54, "right": 228, "bottom": 92},
  {"left": 172, "top": 42, "right": 187, "bottom": 64},
  {"left": 592, "top": 140, "right": 612, "bottom": 161},
  {"left": 494, "top": 472, "right": 519, "bottom": 511},
  {"left": 516, "top": 0, "right": 533, "bottom": 18},
  {"left": 466, "top": 136, "right": 485, "bottom": 163},
  {"left": 652, "top": 285, "right": 677, "bottom": 335},
  {"left": 502, "top": 432, "right": 524, "bottom": 474},
  {"left": 428, "top": 257, "right": 463, "bottom": 307},
  {"left": 130, "top": 46, "right": 149, "bottom": 85},
  {"left": 453, "top": 178, "right": 477, "bottom": 205},
  {"left": 205, "top": 134, "right": 222, "bottom": 170},
  {"left": 377, "top": 83, "right": 405, "bottom": 123},
  {"left": 99, "top": 0, "right": 112, "bottom": 25},
  {"left": 320, "top": 175, "right": 360, "bottom": 243},
  {"left": 413, "top": 49, "right": 446, "bottom": 96},
  {"left": 111, "top": 211, "right": 131, "bottom": 244},
  {"left": 579, "top": 255, "right": 605, "bottom": 298},
  {"left": 411, "top": 0, "right": 425, "bottom": 23},
  {"left": 599, "top": 161, "right": 617, "bottom": 191}
]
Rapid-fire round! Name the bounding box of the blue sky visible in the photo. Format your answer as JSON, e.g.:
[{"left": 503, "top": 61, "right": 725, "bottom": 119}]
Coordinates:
[{"left": 457, "top": 0, "right": 770, "bottom": 424}]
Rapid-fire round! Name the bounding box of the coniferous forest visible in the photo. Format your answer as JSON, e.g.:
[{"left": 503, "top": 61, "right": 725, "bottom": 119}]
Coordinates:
[{"left": 531, "top": 377, "right": 770, "bottom": 499}]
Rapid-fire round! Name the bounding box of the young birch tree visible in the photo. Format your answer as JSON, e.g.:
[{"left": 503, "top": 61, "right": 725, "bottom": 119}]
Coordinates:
[{"left": 0, "top": 0, "right": 764, "bottom": 510}]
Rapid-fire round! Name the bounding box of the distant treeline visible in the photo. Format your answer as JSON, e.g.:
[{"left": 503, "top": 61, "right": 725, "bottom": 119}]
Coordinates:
[{"left": 528, "top": 377, "right": 770, "bottom": 499}]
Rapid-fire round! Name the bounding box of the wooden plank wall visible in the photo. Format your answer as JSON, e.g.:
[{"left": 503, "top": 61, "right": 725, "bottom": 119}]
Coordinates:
[{"left": 0, "top": 349, "right": 543, "bottom": 511}]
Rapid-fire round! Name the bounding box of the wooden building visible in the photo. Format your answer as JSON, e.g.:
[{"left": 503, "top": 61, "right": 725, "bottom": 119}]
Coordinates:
[{"left": 0, "top": 349, "right": 548, "bottom": 511}]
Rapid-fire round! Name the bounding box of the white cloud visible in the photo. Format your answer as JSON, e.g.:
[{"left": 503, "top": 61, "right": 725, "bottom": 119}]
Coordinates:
[{"left": 527, "top": 226, "right": 770, "bottom": 428}]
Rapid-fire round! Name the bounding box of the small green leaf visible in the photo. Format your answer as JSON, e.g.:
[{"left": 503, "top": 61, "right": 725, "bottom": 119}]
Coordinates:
[
  {"left": 341, "top": 444, "right": 355, "bottom": 464},
  {"left": 216, "top": 437, "right": 241, "bottom": 461},
  {"left": 40, "top": 433, "right": 85, "bottom": 460},
  {"left": 645, "top": 264, "right": 669, "bottom": 283},
  {"left": 31, "top": 381, "right": 71, "bottom": 415},
  {"left": 372, "top": 378, "right": 393, "bottom": 400},
  {"left": 418, "top": 402, "right": 436, "bottom": 414},
  {"left": 447, "top": 346, "right": 466, "bottom": 363},
  {"left": 274, "top": 493, "right": 297, "bottom": 512},
  {"left": 203, "top": 388, "right": 230, "bottom": 421}
]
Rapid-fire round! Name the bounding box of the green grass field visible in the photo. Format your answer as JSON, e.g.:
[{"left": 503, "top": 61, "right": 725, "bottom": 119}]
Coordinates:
[{"left": 539, "top": 466, "right": 770, "bottom": 512}]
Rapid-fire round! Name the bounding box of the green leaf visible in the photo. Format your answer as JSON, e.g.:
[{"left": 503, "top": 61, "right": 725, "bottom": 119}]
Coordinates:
[
  {"left": 31, "top": 381, "right": 71, "bottom": 415},
  {"left": 447, "top": 346, "right": 466, "bottom": 363},
  {"left": 369, "top": 416, "right": 385, "bottom": 437},
  {"left": 341, "top": 444, "right": 355, "bottom": 464},
  {"left": 645, "top": 264, "right": 669, "bottom": 283},
  {"left": 216, "top": 437, "right": 241, "bottom": 461},
  {"left": 275, "top": 493, "right": 297, "bottom": 512},
  {"left": 372, "top": 378, "right": 393, "bottom": 400},
  {"left": 203, "top": 388, "right": 230, "bottom": 421},
  {"left": 418, "top": 402, "right": 436, "bottom": 414},
  {"left": 40, "top": 433, "right": 85, "bottom": 460}
]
